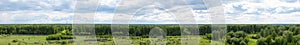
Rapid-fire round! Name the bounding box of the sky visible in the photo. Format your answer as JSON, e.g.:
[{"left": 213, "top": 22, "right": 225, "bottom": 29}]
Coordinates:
[{"left": 0, "top": 0, "right": 300, "bottom": 24}]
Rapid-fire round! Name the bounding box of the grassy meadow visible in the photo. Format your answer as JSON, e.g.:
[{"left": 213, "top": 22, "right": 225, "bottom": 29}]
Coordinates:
[{"left": 0, "top": 35, "right": 213, "bottom": 45}]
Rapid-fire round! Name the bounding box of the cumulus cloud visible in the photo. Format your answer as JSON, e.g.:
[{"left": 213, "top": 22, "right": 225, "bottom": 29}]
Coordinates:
[
  {"left": 94, "top": 9, "right": 211, "bottom": 24},
  {"left": 1, "top": 0, "right": 300, "bottom": 24},
  {"left": 0, "top": 11, "right": 73, "bottom": 24},
  {"left": 0, "top": 0, "right": 74, "bottom": 11},
  {"left": 224, "top": 0, "right": 300, "bottom": 24},
  {"left": 99, "top": 0, "right": 119, "bottom": 7},
  {"left": 225, "top": 0, "right": 300, "bottom": 14}
]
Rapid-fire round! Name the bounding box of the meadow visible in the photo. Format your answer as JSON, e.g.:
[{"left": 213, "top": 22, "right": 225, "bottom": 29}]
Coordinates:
[{"left": 0, "top": 35, "right": 211, "bottom": 45}]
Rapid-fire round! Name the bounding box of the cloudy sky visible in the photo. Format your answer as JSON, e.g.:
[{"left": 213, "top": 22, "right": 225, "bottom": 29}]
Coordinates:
[{"left": 0, "top": 0, "right": 299, "bottom": 24}]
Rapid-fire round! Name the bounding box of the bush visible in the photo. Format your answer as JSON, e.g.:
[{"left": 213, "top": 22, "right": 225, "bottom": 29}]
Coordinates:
[
  {"left": 226, "top": 31, "right": 249, "bottom": 45},
  {"left": 141, "top": 35, "right": 149, "bottom": 38},
  {"left": 61, "top": 41, "right": 68, "bottom": 44},
  {"left": 12, "top": 40, "right": 18, "bottom": 43},
  {"left": 227, "top": 31, "right": 235, "bottom": 37},
  {"left": 250, "top": 35, "right": 259, "bottom": 39},
  {"left": 8, "top": 43, "right": 11, "bottom": 45},
  {"left": 239, "top": 41, "right": 247, "bottom": 45},
  {"left": 204, "top": 34, "right": 211, "bottom": 40},
  {"left": 235, "top": 31, "right": 247, "bottom": 38},
  {"left": 257, "top": 38, "right": 267, "bottom": 45},
  {"left": 46, "top": 34, "right": 74, "bottom": 40},
  {"left": 61, "top": 36, "right": 74, "bottom": 39},
  {"left": 97, "top": 35, "right": 112, "bottom": 38},
  {"left": 46, "top": 34, "right": 62, "bottom": 40}
]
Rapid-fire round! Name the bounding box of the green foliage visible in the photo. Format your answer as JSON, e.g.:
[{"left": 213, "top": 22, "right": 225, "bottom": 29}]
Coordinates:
[
  {"left": 227, "top": 31, "right": 235, "bottom": 37},
  {"left": 234, "top": 31, "right": 247, "bottom": 38},
  {"left": 8, "top": 43, "right": 11, "bottom": 45},
  {"left": 97, "top": 35, "right": 112, "bottom": 38},
  {"left": 239, "top": 40, "right": 247, "bottom": 45},
  {"left": 46, "top": 34, "right": 73, "bottom": 40},
  {"left": 12, "top": 39, "right": 18, "bottom": 43},
  {"left": 61, "top": 41, "right": 68, "bottom": 44},
  {"left": 274, "top": 36, "right": 285, "bottom": 45},
  {"left": 226, "top": 31, "right": 248, "bottom": 45},
  {"left": 204, "top": 34, "right": 211, "bottom": 40},
  {"left": 255, "top": 27, "right": 300, "bottom": 45},
  {"left": 0, "top": 24, "right": 72, "bottom": 35},
  {"left": 257, "top": 38, "right": 267, "bottom": 45},
  {"left": 46, "top": 34, "right": 62, "bottom": 40},
  {"left": 0, "top": 24, "right": 295, "bottom": 36},
  {"left": 283, "top": 31, "right": 293, "bottom": 42},
  {"left": 46, "top": 30, "right": 74, "bottom": 40}
]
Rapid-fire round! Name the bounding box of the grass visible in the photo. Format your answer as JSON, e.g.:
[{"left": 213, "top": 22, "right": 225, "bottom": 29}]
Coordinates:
[
  {"left": 1, "top": 35, "right": 259, "bottom": 45},
  {"left": 0, "top": 35, "right": 48, "bottom": 45},
  {"left": 0, "top": 35, "right": 72, "bottom": 45}
]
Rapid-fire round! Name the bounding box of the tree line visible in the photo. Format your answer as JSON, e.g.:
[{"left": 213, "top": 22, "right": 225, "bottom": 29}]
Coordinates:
[{"left": 0, "top": 24, "right": 298, "bottom": 36}]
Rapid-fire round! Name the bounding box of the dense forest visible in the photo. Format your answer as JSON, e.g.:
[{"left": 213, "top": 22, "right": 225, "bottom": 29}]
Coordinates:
[
  {"left": 1, "top": 24, "right": 300, "bottom": 45},
  {"left": 0, "top": 24, "right": 295, "bottom": 36}
]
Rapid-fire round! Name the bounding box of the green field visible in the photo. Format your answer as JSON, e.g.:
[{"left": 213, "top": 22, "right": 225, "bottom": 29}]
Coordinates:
[
  {"left": 0, "top": 35, "right": 47, "bottom": 45},
  {"left": 0, "top": 35, "right": 211, "bottom": 45},
  {"left": 0, "top": 35, "right": 73, "bottom": 45},
  {"left": 0, "top": 35, "right": 261, "bottom": 45}
]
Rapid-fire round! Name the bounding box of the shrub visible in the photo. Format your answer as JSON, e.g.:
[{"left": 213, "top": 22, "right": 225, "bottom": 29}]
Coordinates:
[
  {"left": 61, "top": 41, "right": 68, "bottom": 44},
  {"left": 250, "top": 35, "right": 259, "bottom": 39},
  {"left": 46, "top": 34, "right": 74, "bottom": 40},
  {"left": 227, "top": 31, "right": 235, "bottom": 37},
  {"left": 239, "top": 41, "right": 247, "bottom": 45},
  {"left": 97, "top": 35, "right": 112, "bottom": 38},
  {"left": 141, "top": 35, "right": 149, "bottom": 38},
  {"left": 61, "top": 36, "right": 74, "bottom": 39},
  {"left": 235, "top": 31, "right": 247, "bottom": 38},
  {"left": 204, "top": 34, "right": 211, "bottom": 40},
  {"left": 12, "top": 39, "right": 18, "bottom": 43},
  {"left": 257, "top": 38, "right": 267, "bottom": 45},
  {"left": 46, "top": 34, "right": 62, "bottom": 40}
]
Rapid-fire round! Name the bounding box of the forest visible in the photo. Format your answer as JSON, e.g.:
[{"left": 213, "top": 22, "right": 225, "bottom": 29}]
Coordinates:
[{"left": 0, "top": 24, "right": 300, "bottom": 45}]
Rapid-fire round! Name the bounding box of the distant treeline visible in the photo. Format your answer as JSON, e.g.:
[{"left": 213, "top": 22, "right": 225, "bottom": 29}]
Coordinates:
[{"left": 0, "top": 24, "right": 299, "bottom": 36}]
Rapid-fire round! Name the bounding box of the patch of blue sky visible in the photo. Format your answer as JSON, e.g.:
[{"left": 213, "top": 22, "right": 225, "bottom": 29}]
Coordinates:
[{"left": 98, "top": 5, "right": 116, "bottom": 13}]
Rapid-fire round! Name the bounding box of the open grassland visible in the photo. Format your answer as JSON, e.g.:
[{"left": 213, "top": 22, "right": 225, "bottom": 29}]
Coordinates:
[
  {"left": 0, "top": 35, "right": 48, "bottom": 45},
  {"left": 0, "top": 35, "right": 72, "bottom": 45},
  {"left": 1, "top": 35, "right": 217, "bottom": 45}
]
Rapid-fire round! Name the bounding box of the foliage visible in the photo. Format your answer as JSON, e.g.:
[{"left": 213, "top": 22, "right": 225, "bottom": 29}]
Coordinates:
[
  {"left": 204, "top": 33, "right": 211, "bottom": 40},
  {"left": 46, "top": 30, "right": 74, "bottom": 40},
  {"left": 12, "top": 40, "right": 18, "bottom": 43},
  {"left": 226, "top": 31, "right": 248, "bottom": 45}
]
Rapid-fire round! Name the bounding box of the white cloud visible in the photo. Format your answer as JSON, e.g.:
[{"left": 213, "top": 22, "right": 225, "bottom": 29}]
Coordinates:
[
  {"left": 95, "top": 12, "right": 114, "bottom": 23},
  {"left": 96, "top": 7, "right": 205, "bottom": 24},
  {"left": 224, "top": 0, "right": 300, "bottom": 14},
  {"left": 1, "top": 0, "right": 300, "bottom": 24},
  {"left": 134, "top": 9, "right": 174, "bottom": 22},
  {"left": 0, "top": 0, "right": 74, "bottom": 11},
  {"left": 100, "top": 0, "right": 119, "bottom": 7},
  {"left": 226, "top": 12, "right": 300, "bottom": 24},
  {"left": 223, "top": 0, "right": 300, "bottom": 24},
  {"left": 0, "top": 10, "right": 73, "bottom": 24},
  {"left": 0, "top": 13, "right": 12, "bottom": 22}
]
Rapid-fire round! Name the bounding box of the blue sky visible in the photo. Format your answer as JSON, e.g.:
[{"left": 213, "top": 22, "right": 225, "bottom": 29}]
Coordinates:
[{"left": 0, "top": 0, "right": 300, "bottom": 24}]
